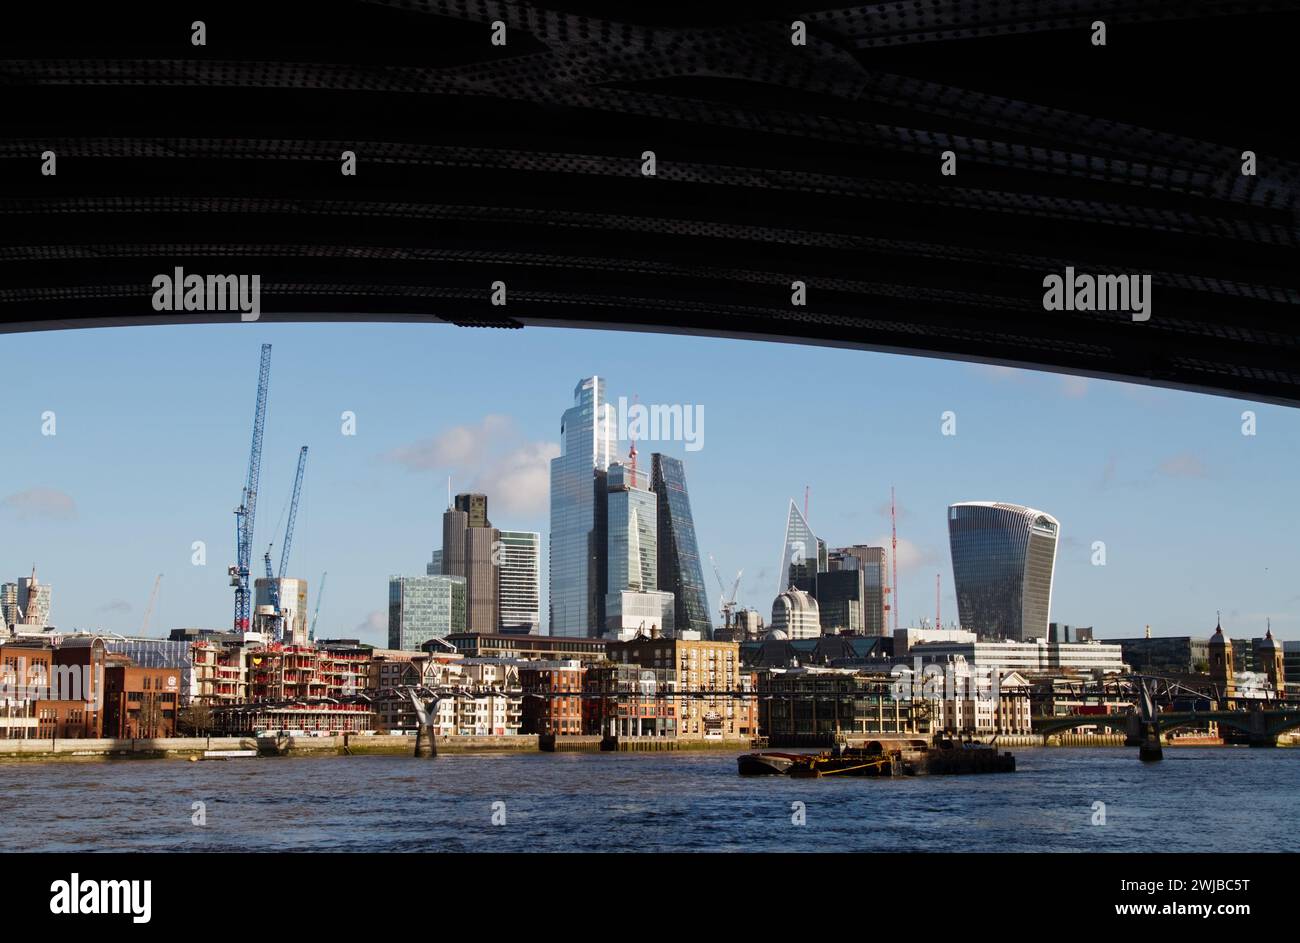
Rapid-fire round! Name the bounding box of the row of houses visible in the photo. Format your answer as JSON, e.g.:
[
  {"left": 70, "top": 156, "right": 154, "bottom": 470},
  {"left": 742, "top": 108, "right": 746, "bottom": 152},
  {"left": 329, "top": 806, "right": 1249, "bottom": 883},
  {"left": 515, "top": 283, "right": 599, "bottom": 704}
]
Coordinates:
[{"left": 4, "top": 628, "right": 1055, "bottom": 742}]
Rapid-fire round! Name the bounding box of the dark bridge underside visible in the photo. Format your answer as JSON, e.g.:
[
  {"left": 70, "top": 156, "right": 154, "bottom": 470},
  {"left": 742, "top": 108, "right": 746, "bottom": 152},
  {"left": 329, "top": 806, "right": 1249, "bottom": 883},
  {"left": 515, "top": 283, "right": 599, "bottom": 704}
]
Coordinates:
[{"left": 3, "top": 1, "right": 1299, "bottom": 404}]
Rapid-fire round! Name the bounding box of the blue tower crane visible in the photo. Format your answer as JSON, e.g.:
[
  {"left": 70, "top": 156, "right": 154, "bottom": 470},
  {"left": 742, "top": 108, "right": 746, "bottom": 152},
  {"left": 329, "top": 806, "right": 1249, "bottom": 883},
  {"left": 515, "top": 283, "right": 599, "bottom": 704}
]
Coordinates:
[
  {"left": 279, "top": 446, "right": 308, "bottom": 581},
  {"left": 309, "top": 571, "right": 327, "bottom": 643},
  {"left": 231, "top": 344, "right": 271, "bottom": 633},
  {"left": 264, "top": 446, "right": 308, "bottom": 631}
]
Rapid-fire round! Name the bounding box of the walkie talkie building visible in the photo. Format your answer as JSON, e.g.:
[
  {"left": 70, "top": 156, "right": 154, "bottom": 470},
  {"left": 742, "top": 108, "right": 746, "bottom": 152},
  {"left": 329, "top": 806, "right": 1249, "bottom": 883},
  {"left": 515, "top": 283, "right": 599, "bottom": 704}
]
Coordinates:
[{"left": 948, "top": 502, "right": 1060, "bottom": 641}]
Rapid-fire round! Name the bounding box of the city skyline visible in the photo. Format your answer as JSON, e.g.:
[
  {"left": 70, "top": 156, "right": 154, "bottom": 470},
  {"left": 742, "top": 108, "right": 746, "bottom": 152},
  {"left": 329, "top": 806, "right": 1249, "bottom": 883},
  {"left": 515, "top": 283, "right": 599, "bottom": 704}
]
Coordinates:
[{"left": 3, "top": 323, "right": 1298, "bottom": 644}]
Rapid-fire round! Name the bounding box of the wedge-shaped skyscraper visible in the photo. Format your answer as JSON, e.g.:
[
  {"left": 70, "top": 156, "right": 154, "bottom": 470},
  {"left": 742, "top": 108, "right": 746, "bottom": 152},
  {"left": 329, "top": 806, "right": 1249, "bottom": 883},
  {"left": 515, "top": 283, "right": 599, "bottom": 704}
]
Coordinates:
[
  {"left": 778, "top": 499, "right": 826, "bottom": 595},
  {"left": 651, "top": 453, "right": 712, "bottom": 638}
]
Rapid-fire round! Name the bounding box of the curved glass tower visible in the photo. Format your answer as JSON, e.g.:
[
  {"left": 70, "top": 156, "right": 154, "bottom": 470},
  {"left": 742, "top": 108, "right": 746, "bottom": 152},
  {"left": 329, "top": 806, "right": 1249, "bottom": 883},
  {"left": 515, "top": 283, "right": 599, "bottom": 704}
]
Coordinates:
[
  {"left": 650, "top": 453, "right": 712, "bottom": 638},
  {"left": 947, "top": 502, "right": 1059, "bottom": 640}
]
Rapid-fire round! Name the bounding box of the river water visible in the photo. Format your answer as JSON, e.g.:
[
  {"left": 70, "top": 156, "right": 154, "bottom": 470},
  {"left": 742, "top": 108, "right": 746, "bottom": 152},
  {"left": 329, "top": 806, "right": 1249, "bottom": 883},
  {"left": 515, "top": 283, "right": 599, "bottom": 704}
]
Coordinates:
[{"left": 2, "top": 747, "right": 1295, "bottom": 852}]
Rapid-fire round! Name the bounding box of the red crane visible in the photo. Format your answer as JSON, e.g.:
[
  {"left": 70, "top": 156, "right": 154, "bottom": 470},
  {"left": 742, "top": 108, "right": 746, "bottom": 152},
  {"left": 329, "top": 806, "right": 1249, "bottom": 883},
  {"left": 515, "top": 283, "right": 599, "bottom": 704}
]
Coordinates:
[{"left": 935, "top": 572, "right": 941, "bottom": 630}]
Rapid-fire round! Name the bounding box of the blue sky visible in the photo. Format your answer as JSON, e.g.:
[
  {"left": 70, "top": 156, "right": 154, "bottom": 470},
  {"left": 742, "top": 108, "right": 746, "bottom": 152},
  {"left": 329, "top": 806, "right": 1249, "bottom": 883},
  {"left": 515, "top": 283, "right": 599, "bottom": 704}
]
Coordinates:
[{"left": 4, "top": 323, "right": 1297, "bottom": 645}]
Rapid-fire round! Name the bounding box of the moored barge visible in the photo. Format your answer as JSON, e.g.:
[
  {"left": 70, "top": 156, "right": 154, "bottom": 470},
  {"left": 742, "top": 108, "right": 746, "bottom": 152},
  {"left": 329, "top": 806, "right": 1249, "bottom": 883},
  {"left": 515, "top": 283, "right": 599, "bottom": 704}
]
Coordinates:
[{"left": 738, "top": 737, "right": 1015, "bottom": 778}]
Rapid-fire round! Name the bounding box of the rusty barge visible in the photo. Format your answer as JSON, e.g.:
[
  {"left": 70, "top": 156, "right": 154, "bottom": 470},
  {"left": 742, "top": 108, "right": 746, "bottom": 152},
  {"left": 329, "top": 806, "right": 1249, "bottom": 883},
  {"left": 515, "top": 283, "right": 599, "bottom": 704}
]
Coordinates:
[{"left": 738, "top": 737, "right": 1016, "bottom": 778}]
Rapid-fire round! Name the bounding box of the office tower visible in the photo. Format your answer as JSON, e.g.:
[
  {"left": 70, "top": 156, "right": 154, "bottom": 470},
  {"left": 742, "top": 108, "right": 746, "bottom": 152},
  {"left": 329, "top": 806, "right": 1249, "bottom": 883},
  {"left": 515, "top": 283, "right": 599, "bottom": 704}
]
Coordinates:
[
  {"left": 497, "top": 530, "right": 541, "bottom": 632},
  {"left": 604, "top": 460, "right": 674, "bottom": 637},
  {"left": 549, "top": 376, "right": 615, "bottom": 637},
  {"left": 426, "top": 549, "right": 443, "bottom": 576},
  {"left": 17, "top": 571, "right": 52, "bottom": 627},
  {"left": 1, "top": 582, "right": 17, "bottom": 626},
  {"left": 796, "top": 565, "right": 864, "bottom": 634},
  {"left": 947, "top": 502, "right": 1059, "bottom": 640},
  {"left": 388, "top": 575, "right": 467, "bottom": 651},
  {"left": 456, "top": 492, "right": 490, "bottom": 528},
  {"left": 833, "top": 545, "right": 888, "bottom": 636},
  {"left": 440, "top": 493, "right": 499, "bottom": 633},
  {"left": 253, "top": 577, "right": 309, "bottom": 644},
  {"left": 441, "top": 507, "right": 468, "bottom": 578},
  {"left": 777, "top": 499, "right": 826, "bottom": 594},
  {"left": 463, "top": 526, "right": 500, "bottom": 631},
  {"left": 607, "top": 462, "right": 656, "bottom": 594},
  {"left": 771, "top": 587, "right": 821, "bottom": 640},
  {"left": 650, "top": 453, "right": 713, "bottom": 638}
]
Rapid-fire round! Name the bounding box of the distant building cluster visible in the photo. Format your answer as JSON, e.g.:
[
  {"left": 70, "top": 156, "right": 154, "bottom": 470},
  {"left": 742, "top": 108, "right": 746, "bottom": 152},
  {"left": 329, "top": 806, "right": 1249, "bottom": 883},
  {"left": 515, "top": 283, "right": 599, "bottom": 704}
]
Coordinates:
[
  {"left": 547, "top": 377, "right": 712, "bottom": 640},
  {"left": 3, "top": 373, "right": 1294, "bottom": 750},
  {"left": 1, "top": 568, "right": 52, "bottom": 632}
]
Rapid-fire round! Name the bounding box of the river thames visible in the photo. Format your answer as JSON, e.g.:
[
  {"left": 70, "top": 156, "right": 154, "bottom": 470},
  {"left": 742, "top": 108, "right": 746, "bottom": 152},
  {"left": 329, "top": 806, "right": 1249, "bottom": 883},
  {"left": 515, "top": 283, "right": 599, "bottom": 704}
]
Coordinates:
[{"left": 2, "top": 747, "right": 1296, "bottom": 852}]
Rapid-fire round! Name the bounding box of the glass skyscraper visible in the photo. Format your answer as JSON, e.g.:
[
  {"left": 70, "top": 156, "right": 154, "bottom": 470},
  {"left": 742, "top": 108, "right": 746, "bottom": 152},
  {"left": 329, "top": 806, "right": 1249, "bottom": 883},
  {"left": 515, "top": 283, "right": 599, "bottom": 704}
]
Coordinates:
[
  {"left": 549, "top": 376, "right": 614, "bottom": 637},
  {"left": 947, "top": 502, "right": 1059, "bottom": 641},
  {"left": 605, "top": 460, "right": 675, "bottom": 636},
  {"left": 606, "top": 462, "right": 658, "bottom": 594},
  {"left": 388, "top": 574, "right": 467, "bottom": 651},
  {"left": 778, "top": 499, "right": 826, "bottom": 594},
  {"left": 651, "top": 453, "right": 712, "bottom": 638},
  {"left": 833, "top": 545, "right": 888, "bottom": 636}
]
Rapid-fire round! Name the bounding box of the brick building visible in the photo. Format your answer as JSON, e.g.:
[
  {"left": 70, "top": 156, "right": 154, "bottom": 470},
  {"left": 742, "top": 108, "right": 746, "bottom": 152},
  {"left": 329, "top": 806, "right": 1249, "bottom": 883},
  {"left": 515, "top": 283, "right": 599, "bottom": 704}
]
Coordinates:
[
  {"left": 101, "top": 665, "right": 182, "bottom": 738},
  {"left": 606, "top": 635, "right": 756, "bottom": 741},
  {"left": 519, "top": 660, "right": 586, "bottom": 736}
]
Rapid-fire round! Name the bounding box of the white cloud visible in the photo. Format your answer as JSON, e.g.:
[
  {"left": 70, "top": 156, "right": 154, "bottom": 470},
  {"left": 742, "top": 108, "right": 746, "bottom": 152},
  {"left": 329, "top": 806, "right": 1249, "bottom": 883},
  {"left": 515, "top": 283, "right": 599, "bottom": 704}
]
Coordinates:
[
  {"left": 383, "top": 414, "right": 514, "bottom": 471},
  {"left": 353, "top": 610, "right": 386, "bottom": 645},
  {"left": 476, "top": 441, "right": 561, "bottom": 517},
  {"left": 1, "top": 487, "right": 77, "bottom": 521},
  {"left": 382, "top": 414, "right": 556, "bottom": 517},
  {"left": 867, "top": 536, "right": 938, "bottom": 572}
]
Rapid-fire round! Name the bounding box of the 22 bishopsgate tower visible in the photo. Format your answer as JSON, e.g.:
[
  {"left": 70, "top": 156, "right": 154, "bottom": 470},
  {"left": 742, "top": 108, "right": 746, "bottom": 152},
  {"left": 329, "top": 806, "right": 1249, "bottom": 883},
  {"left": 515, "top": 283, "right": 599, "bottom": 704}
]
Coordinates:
[{"left": 549, "top": 376, "right": 615, "bottom": 637}]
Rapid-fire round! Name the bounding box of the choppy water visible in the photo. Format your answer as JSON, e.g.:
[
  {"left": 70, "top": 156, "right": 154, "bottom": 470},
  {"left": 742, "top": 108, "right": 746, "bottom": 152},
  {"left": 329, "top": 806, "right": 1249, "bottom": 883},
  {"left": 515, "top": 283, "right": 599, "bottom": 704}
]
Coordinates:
[{"left": 1, "top": 747, "right": 1295, "bottom": 852}]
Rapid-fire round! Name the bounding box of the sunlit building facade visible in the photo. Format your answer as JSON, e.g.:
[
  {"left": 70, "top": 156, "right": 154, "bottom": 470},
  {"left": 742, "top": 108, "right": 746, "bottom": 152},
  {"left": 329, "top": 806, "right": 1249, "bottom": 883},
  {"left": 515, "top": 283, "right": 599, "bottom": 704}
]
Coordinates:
[
  {"left": 771, "top": 587, "right": 821, "bottom": 640},
  {"left": 497, "top": 530, "right": 541, "bottom": 633},
  {"left": 833, "top": 545, "right": 889, "bottom": 636},
  {"left": 605, "top": 461, "right": 674, "bottom": 637},
  {"left": 388, "top": 575, "right": 467, "bottom": 651},
  {"left": 549, "top": 376, "right": 615, "bottom": 637}
]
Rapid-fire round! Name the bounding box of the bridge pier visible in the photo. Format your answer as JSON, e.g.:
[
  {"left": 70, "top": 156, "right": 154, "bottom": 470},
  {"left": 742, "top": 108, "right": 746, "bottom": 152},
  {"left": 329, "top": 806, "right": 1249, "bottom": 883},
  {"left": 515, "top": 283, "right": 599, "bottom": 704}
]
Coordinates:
[
  {"left": 414, "top": 725, "right": 437, "bottom": 758},
  {"left": 1123, "top": 714, "right": 1143, "bottom": 747},
  {"left": 1247, "top": 710, "right": 1277, "bottom": 747},
  {"left": 1138, "top": 723, "right": 1163, "bottom": 761}
]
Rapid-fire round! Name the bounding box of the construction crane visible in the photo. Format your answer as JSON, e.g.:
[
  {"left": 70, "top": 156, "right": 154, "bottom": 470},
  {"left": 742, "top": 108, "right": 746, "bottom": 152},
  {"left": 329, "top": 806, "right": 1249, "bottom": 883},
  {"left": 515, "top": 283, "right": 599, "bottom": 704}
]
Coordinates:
[
  {"left": 890, "top": 485, "right": 899, "bottom": 634},
  {"left": 230, "top": 343, "right": 271, "bottom": 633},
  {"left": 935, "top": 572, "right": 941, "bottom": 630},
  {"left": 708, "top": 554, "right": 743, "bottom": 628},
  {"left": 264, "top": 445, "right": 309, "bottom": 637},
  {"left": 140, "top": 573, "right": 163, "bottom": 636},
  {"left": 309, "top": 571, "right": 326, "bottom": 642}
]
